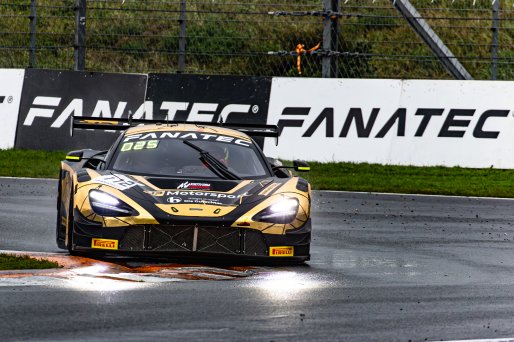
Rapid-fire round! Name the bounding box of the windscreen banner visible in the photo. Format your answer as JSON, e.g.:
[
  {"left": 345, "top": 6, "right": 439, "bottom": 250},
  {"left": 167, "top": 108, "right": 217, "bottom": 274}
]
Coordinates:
[
  {"left": 0, "top": 69, "right": 24, "bottom": 149},
  {"left": 15, "top": 69, "right": 148, "bottom": 151},
  {"left": 264, "top": 78, "right": 514, "bottom": 168}
]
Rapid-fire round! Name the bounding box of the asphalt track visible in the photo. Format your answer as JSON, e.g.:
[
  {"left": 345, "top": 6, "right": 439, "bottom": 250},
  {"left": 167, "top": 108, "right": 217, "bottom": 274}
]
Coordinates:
[{"left": 3, "top": 177, "right": 514, "bottom": 341}]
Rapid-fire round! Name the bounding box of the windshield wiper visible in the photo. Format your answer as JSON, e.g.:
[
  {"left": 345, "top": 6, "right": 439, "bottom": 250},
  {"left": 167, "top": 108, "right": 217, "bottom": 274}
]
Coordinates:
[{"left": 182, "top": 140, "right": 241, "bottom": 180}]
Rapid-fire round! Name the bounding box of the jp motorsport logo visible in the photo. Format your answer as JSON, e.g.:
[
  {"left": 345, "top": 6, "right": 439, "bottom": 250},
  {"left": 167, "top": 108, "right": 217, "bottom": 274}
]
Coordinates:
[
  {"left": 123, "top": 131, "right": 251, "bottom": 147},
  {"left": 146, "top": 190, "right": 249, "bottom": 200},
  {"left": 277, "top": 107, "right": 512, "bottom": 139},
  {"left": 177, "top": 181, "right": 211, "bottom": 190},
  {"left": 23, "top": 97, "right": 260, "bottom": 128},
  {"left": 91, "top": 238, "right": 118, "bottom": 250}
]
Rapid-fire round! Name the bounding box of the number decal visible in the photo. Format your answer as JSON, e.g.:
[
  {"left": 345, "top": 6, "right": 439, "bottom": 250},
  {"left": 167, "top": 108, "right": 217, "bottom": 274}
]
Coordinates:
[
  {"left": 147, "top": 140, "right": 158, "bottom": 149},
  {"left": 94, "top": 174, "right": 142, "bottom": 190},
  {"left": 120, "top": 140, "right": 159, "bottom": 152},
  {"left": 121, "top": 142, "right": 133, "bottom": 151},
  {"left": 134, "top": 141, "right": 145, "bottom": 150}
]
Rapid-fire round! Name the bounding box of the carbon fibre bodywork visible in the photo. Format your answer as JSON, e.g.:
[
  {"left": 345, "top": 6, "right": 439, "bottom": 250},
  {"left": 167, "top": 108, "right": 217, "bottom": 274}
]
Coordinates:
[{"left": 56, "top": 123, "right": 312, "bottom": 262}]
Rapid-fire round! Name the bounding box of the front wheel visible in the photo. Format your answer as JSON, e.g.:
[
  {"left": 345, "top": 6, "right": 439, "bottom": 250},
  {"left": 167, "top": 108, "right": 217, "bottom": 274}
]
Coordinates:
[
  {"left": 66, "top": 195, "right": 76, "bottom": 255},
  {"left": 56, "top": 176, "right": 67, "bottom": 249}
]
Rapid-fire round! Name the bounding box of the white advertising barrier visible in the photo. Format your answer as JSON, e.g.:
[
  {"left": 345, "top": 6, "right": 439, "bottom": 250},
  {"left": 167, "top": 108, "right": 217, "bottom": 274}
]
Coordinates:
[
  {"left": 0, "top": 69, "right": 24, "bottom": 149},
  {"left": 264, "top": 78, "right": 514, "bottom": 168}
]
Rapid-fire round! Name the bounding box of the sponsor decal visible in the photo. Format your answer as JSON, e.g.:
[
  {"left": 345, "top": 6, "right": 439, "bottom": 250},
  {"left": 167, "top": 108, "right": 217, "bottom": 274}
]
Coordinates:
[
  {"left": 146, "top": 190, "right": 249, "bottom": 199},
  {"left": 167, "top": 197, "right": 182, "bottom": 204},
  {"left": 94, "top": 174, "right": 142, "bottom": 190},
  {"left": 91, "top": 238, "right": 118, "bottom": 250},
  {"left": 123, "top": 131, "right": 251, "bottom": 147},
  {"left": 183, "top": 198, "right": 224, "bottom": 206},
  {"left": 177, "top": 181, "right": 211, "bottom": 190},
  {"left": 269, "top": 246, "right": 294, "bottom": 257}
]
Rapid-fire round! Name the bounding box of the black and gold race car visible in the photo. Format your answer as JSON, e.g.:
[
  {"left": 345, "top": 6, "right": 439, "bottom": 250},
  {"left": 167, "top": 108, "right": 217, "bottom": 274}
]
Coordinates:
[{"left": 56, "top": 117, "right": 312, "bottom": 262}]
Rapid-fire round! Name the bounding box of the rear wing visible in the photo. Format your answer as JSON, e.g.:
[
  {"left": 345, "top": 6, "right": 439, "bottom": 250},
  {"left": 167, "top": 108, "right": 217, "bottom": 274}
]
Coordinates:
[{"left": 70, "top": 116, "right": 279, "bottom": 138}]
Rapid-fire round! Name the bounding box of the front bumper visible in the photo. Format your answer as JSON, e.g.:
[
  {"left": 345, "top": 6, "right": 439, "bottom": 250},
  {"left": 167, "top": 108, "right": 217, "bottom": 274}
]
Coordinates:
[{"left": 71, "top": 211, "right": 311, "bottom": 261}]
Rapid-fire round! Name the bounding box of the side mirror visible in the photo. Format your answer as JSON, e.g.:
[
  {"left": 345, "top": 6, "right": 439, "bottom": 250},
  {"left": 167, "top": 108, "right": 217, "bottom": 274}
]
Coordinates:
[
  {"left": 65, "top": 150, "right": 83, "bottom": 162},
  {"left": 293, "top": 160, "right": 310, "bottom": 172}
]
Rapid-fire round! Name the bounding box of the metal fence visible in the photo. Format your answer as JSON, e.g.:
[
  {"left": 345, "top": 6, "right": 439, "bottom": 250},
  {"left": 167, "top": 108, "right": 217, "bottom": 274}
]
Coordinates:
[{"left": 0, "top": 0, "right": 512, "bottom": 79}]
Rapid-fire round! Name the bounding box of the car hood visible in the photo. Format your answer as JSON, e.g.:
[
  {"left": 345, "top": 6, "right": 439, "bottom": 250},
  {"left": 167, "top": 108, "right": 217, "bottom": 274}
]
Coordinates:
[
  {"left": 84, "top": 170, "right": 292, "bottom": 217},
  {"left": 76, "top": 169, "right": 309, "bottom": 228}
]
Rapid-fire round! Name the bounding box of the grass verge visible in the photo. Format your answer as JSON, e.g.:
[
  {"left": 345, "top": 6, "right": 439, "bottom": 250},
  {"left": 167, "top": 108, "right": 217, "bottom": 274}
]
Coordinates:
[
  {"left": 0, "top": 149, "right": 65, "bottom": 178},
  {"left": 0, "top": 254, "right": 60, "bottom": 271},
  {"left": 2, "top": 149, "right": 514, "bottom": 198},
  {"left": 299, "top": 162, "right": 514, "bottom": 198}
]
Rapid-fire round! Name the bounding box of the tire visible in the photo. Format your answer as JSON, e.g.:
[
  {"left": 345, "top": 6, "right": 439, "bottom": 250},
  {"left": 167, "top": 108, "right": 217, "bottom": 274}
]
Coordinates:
[
  {"left": 66, "top": 193, "right": 76, "bottom": 255},
  {"left": 55, "top": 174, "right": 67, "bottom": 250}
]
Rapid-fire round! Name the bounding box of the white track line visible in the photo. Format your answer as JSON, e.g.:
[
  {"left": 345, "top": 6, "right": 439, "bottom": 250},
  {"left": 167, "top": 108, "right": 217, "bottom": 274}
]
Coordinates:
[
  {"left": 0, "top": 176, "right": 56, "bottom": 181},
  {"left": 433, "top": 338, "right": 514, "bottom": 342},
  {"left": 317, "top": 189, "right": 514, "bottom": 201}
]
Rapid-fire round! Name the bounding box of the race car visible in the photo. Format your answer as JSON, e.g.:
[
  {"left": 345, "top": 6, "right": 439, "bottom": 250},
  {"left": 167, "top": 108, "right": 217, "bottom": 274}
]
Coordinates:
[{"left": 56, "top": 117, "right": 312, "bottom": 262}]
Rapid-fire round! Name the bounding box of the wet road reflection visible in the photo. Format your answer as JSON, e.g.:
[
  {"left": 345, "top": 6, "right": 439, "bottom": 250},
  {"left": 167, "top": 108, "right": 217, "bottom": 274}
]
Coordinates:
[{"left": 5, "top": 178, "right": 514, "bottom": 340}]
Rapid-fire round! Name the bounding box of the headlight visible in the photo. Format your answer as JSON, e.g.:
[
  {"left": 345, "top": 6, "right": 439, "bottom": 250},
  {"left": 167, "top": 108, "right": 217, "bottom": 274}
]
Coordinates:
[
  {"left": 252, "top": 197, "right": 299, "bottom": 224},
  {"left": 89, "top": 190, "right": 138, "bottom": 217}
]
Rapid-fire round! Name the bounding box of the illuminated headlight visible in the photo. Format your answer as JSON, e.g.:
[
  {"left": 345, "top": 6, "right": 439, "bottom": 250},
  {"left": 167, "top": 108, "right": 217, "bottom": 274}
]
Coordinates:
[
  {"left": 253, "top": 197, "right": 299, "bottom": 224},
  {"left": 89, "top": 190, "right": 137, "bottom": 217}
]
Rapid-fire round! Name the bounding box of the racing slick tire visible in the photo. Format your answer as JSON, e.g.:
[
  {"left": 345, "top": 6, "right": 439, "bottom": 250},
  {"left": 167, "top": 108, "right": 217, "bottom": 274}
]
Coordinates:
[
  {"left": 55, "top": 182, "right": 66, "bottom": 250},
  {"left": 67, "top": 196, "right": 76, "bottom": 255}
]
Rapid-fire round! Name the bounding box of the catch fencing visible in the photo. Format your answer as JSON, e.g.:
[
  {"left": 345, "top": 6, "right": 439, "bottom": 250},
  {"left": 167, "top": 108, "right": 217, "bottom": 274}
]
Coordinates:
[{"left": 0, "top": 0, "right": 512, "bottom": 79}]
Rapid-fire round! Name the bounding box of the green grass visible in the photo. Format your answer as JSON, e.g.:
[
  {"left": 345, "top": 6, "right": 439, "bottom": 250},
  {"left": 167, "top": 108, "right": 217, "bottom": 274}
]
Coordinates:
[
  {"left": 0, "top": 254, "right": 60, "bottom": 271},
  {"left": 0, "top": 149, "right": 65, "bottom": 178},
  {"left": 2, "top": 149, "right": 514, "bottom": 198},
  {"left": 1, "top": 0, "right": 512, "bottom": 79},
  {"left": 299, "top": 162, "right": 514, "bottom": 198}
]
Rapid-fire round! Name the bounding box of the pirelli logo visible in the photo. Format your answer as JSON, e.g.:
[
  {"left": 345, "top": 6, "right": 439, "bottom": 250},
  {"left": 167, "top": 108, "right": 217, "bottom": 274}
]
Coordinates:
[
  {"left": 91, "top": 238, "right": 118, "bottom": 250},
  {"left": 269, "top": 246, "right": 294, "bottom": 257}
]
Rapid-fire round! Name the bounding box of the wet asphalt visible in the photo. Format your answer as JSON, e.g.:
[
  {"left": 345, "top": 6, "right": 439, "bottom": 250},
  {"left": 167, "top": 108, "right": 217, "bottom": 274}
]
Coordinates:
[{"left": 2, "top": 177, "right": 514, "bottom": 341}]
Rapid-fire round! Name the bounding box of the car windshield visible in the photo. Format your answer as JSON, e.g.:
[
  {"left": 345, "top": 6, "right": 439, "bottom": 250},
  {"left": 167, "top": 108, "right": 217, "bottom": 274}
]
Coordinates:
[{"left": 110, "top": 131, "right": 270, "bottom": 179}]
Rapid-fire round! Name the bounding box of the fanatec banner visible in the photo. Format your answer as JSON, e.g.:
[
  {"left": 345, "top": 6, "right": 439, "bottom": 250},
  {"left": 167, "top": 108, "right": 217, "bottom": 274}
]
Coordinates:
[
  {"left": 264, "top": 78, "right": 514, "bottom": 168},
  {"left": 14, "top": 70, "right": 271, "bottom": 151},
  {"left": 16, "top": 69, "right": 148, "bottom": 151},
  {"left": 0, "top": 69, "right": 24, "bottom": 149}
]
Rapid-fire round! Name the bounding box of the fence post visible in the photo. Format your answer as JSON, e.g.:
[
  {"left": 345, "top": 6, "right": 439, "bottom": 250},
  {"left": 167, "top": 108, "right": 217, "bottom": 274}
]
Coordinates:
[
  {"left": 29, "top": 0, "right": 37, "bottom": 68},
  {"left": 74, "top": 0, "right": 86, "bottom": 71},
  {"left": 491, "top": 0, "right": 499, "bottom": 80},
  {"left": 322, "top": 0, "right": 338, "bottom": 78},
  {"left": 178, "top": 0, "right": 186, "bottom": 73}
]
